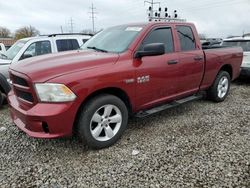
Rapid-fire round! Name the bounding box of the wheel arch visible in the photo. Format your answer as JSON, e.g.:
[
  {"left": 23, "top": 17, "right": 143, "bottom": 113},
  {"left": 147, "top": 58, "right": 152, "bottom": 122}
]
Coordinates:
[
  {"left": 219, "top": 64, "right": 233, "bottom": 79},
  {"left": 73, "top": 87, "right": 133, "bottom": 132}
]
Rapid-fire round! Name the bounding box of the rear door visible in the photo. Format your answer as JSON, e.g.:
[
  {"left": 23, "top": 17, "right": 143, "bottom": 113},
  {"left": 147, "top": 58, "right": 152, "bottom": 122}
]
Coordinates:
[
  {"left": 175, "top": 25, "right": 204, "bottom": 95},
  {"left": 135, "top": 26, "right": 180, "bottom": 109}
]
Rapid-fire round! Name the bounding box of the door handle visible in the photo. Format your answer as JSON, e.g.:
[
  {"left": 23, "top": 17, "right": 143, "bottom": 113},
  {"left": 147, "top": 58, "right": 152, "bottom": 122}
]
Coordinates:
[
  {"left": 194, "top": 56, "right": 203, "bottom": 61},
  {"left": 167, "top": 60, "right": 179, "bottom": 65}
]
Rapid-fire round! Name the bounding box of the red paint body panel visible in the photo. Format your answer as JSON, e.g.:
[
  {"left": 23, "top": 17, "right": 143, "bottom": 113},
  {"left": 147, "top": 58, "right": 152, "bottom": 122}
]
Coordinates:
[
  {"left": 8, "top": 91, "right": 77, "bottom": 138},
  {"left": 8, "top": 22, "right": 243, "bottom": 138},
  {"left": 200, "top": 47, "right": 243, "bottom": 90}
]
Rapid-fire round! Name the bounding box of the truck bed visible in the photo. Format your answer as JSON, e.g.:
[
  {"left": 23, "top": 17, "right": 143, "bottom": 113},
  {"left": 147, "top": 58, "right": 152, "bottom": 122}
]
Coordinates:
[{"left": 200, "top": 47, "right": 243, "bottom": 90}]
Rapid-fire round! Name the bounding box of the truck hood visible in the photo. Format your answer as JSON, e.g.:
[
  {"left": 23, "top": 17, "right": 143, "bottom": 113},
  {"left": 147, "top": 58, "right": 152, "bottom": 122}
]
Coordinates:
[
  {"left": 10, "top": 50, "right": 119, "bottom": 82},
  {"left": 0, "top": 59, "right": 11, "bottom": 65}
]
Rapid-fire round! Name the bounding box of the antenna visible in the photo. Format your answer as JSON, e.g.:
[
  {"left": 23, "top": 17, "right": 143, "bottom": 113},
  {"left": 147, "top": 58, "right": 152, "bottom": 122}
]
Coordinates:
[{"left": 89, "top": 3, "right": 98, "bottom": 33}]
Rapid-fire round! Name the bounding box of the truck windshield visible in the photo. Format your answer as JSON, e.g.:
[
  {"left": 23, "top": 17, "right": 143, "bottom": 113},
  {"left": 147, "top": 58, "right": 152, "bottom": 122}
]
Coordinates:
[
  {"left": 222, "top": 41, "right": 250, "bottom": 52},
  {"left": 81, "top": 25, "right": 144, "bottom": 53},
  {"left": 3, "top": 40, "right": 27, "bottom": 60}
]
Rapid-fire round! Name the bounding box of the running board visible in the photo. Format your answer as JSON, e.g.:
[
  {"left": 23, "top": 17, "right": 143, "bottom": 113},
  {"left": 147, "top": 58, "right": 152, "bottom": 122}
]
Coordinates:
[{"left": 135, "top": 94, "right": 203, "bottom": 118}]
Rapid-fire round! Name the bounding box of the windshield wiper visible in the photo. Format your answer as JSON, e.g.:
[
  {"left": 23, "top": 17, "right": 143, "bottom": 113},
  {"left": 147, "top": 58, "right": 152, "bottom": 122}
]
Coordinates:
[{"left": 87, "top": 46, "right": 108, "bottom": 53}]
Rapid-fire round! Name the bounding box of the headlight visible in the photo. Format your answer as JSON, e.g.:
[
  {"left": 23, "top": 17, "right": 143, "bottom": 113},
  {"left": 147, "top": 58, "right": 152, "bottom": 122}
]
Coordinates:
[{"left": 35, "top": 83, "right": 76, "bottom": 102}]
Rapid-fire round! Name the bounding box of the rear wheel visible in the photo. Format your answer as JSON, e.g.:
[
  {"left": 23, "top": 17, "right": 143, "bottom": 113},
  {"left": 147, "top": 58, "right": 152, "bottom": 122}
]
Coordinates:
[
  {"left": 207, "top": 71, "right": 231, "bottom": 102},
  {"left": 76, "top": 94, "right": 128, "bottom": 149}
]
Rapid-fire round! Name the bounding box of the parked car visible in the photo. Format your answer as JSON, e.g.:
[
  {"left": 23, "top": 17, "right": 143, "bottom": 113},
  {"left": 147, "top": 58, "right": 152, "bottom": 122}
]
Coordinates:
[
  {"left": 202, "top": 41, "right": 222, "bottom": 49},
  {"left": 0, "top": 34, "right": 92, "bottom": 106},
  {"left": 8, "top": 22, "right": 242, "bottom": 149},
  {"left": 222, "top": 36, "right": 250, "bottom": 76},
  {"left": 0, "top": 43, "right": 6, "bottom": 53}
]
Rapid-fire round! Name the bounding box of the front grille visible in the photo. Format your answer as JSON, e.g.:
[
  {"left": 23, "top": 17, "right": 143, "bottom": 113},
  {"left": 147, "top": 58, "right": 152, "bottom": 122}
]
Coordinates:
[
  {"left": 12, "top": 75, "right": 28, "bottom": 87},
  {"left": 10, "top": 73, "right": 35, "bottom": 104},
  {"left": 15, "top": 89, "right": 34, "bottom": 103}
]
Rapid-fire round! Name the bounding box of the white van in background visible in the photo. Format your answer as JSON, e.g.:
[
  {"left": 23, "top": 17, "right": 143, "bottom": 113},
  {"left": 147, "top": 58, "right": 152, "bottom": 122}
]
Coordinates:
[{"left": 222, "top": 37, "right": 250, "bottom": 76}]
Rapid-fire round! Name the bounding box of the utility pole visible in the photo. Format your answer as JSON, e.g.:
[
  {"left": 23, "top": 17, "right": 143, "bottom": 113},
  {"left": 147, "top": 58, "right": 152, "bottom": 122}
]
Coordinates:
[
  {"left": 60, "top": 26, "right": 64, "bottom": 34},
  {"left": 144, "top": 0, "right": 160, "bottom": 21},
  {"left": 89, "top": 3, "right": 97, "bottom": 33},
  {"left": 144, "top": 1, "right": 184, "bottom": 22},
  {"left": 69, "top": 17, "right": 74, "bottom": 33}
]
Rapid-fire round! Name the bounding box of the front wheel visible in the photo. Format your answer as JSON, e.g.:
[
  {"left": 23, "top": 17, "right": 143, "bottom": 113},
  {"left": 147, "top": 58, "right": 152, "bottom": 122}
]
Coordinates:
[
  {"left": 207, "top": 71, "right": 231, "bottom": 102},
  {"left": 76, "top": 94, "right": 128, "bottom": 149}
]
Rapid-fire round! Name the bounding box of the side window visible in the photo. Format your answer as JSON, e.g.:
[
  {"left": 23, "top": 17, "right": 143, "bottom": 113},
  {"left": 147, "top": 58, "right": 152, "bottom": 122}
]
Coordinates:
[
  {"left": 177, "top": 26, "right": 196, "bottom": 51},
  {"left": 22, "top": 41, "right": 51, "bottom": 60},
  {"left": 0, "top": 46, "right": 2, "bottom": 50},
  {"left": 141, "top": 28, "right": 174, "bottom": 53},
  {"left": 56, "top": 39, "right": 80, "bottom": 52}
]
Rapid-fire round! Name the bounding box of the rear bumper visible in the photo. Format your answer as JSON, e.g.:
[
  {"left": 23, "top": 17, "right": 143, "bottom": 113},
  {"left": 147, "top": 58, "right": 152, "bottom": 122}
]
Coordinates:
[
  {"left": 8, "top": 91, "right": 76, "bottom": 139},
  {"left": 240, "top": 67, "right": 250, "bottom": 76}
]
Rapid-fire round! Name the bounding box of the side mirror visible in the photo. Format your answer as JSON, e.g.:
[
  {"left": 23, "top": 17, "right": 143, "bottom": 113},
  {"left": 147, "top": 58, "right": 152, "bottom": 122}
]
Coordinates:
[
  {"left": 21, "top": 53, "right": 33, "bottom": 60},
  {"left": 134, "top": 43, "right": 165, "bottom": 58}
]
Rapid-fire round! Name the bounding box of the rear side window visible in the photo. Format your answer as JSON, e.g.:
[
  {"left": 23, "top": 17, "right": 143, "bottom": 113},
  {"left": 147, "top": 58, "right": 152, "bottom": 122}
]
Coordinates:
[
  {"left": 177, "top": 26, "right": 196, "bottom": 51},
  {"left": 141, "top": 27, "right": 174, "bottom": 53},
  {"left": 56, "top": 39, "right": 80, "bottom": 52}
]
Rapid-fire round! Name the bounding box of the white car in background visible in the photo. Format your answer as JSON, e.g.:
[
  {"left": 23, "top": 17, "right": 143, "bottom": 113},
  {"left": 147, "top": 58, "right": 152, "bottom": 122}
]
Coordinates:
[
  {"left": 0, "top": 34, "right": 92, "bottom": 79},
  {"left": 0, "top": 43, "right": 6, "bottom": 53},
  {"left": 0, "top": 34, "right": 92, "bottom": 106},
  {"left": 222, "top": 37, "right": 250, "bottom": 76}
]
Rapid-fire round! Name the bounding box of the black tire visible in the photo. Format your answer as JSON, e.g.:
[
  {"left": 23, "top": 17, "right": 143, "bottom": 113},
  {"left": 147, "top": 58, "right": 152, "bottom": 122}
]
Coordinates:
[
  {"left": 76, "top": 94, "right": 128, "bottom": 149},
  {"left": 207, "top": 71, "right": 231, "bottom": 102},
  {"left": 0, "top": 91, "right": 3, "bottom": 108}
]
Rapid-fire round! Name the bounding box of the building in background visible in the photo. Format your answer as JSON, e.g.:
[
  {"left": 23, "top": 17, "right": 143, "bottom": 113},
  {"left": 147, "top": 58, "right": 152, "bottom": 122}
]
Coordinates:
[{"left": 0, "top": 38, "right": 16, "bottom": 50}]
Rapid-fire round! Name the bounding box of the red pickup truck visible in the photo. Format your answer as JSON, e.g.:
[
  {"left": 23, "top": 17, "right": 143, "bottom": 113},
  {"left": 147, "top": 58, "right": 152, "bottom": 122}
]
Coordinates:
[{"left": 8, "top": 22, "right": 243, "bottom": 149}]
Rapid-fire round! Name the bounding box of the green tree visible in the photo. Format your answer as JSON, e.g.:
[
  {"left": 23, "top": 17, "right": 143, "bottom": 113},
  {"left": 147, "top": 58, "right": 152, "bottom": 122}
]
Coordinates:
[
  {"left": 15, "top": 26, "right": 40, "bottom": 39},
  {"left": 0, "top": 26, "right": 11, "bottom": 38}
]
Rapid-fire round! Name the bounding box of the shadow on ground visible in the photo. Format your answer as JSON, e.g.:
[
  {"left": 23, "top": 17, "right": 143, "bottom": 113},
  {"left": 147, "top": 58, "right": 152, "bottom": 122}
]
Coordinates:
[{"left": 234, "top": 76, "right": 250, "bottom": 86}]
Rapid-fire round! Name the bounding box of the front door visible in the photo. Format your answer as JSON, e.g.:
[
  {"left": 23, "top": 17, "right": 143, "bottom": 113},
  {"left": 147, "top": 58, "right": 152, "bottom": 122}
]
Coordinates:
[{"left": 134, "top": 26, "right": 180, "bottom": 110}]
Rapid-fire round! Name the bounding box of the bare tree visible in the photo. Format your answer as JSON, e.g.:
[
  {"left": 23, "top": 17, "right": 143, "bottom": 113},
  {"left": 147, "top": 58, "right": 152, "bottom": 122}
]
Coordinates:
[
  {"left": 0, "top": 27, "right": 11, "bottom": 38},
  {"left": 15, "top": 26, "right": 40, "bottom": 39}
]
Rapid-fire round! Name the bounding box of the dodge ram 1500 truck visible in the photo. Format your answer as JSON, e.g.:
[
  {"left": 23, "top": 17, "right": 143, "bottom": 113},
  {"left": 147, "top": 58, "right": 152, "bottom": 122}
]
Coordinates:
[{"left": 8, "top": 22, "right": 243, "bottom": 149}]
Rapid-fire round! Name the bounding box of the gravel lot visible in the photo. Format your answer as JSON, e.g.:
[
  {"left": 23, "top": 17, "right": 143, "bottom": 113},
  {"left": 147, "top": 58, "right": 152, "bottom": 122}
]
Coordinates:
[{"left": 0, "top": 79, "right": 250, "bottom": 188}]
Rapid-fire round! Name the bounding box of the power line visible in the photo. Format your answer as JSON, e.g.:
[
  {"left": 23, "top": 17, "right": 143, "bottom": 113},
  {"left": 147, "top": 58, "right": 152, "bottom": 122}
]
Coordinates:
[{"left": 89, "top": 3, "right": 98, "bottom": 33}]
